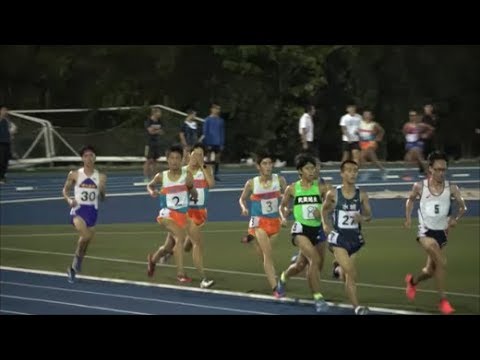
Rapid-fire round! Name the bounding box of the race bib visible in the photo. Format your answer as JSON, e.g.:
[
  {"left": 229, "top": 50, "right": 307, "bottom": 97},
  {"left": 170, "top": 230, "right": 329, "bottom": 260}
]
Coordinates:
[
  {"left": 327, "top": 231, "right": 339, "bottom": 244},
  {"left": 261, "top": 198, "right": 278, "bottom": 215},
  {"left": 158, "top": 208, "right": 171, "bottom": 218},
  {"left": 425, "top": 202, "right": 446, "bottom": 216},
  {"left": 302, "top": 204, "right": 318, "bottom": 220},
  {"left": 77, "top": 189, "right": 97, "bottom": 205},
  {"left": 249, "top": 216, "right": 260, "bottom": 228},
  {"left": 291, "top": 221, "right": 303, "bottom": 234},
  {"left": 166, "top": 192, "right": 188, "bottom": 209},
  {"left": 190, "top": 188, "right": 205, "bottom": 206},
  {"left": 338, "top": 210, "right": 359, "bottom": 229}
]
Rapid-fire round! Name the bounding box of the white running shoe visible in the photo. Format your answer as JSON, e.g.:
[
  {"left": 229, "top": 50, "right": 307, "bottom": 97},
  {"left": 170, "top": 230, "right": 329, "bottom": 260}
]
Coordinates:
[{"left": 200, "top": 279, "right": 215, "bottom": 289}]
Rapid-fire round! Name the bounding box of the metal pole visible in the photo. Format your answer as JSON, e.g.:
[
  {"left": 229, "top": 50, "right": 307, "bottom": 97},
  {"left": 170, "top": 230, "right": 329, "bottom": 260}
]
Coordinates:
[
  {"left": 22, "top": 126, "right": 46, "bottom": 159},
  {"left": 51, "top": 127, "right": 80, "bottom": 156}
]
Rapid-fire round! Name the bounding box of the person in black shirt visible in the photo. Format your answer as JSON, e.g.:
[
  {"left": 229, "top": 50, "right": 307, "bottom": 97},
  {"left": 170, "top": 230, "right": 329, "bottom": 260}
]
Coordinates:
[
  {"left": 0, "top": 105, "right": 16, "bottom": 184},
  {"left": 143, "top": 106, "right": 164, "bottom": 181},
  {"left": 179, "top": 109, "right": 200, "bottom": 161},
  {"left": 422, "top": 103, "right": 437, "bottom": 156}
]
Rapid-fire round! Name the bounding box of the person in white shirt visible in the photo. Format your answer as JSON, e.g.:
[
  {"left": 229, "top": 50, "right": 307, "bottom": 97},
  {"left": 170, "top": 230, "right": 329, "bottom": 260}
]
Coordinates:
[
  {"left": 404, "top": 151, "right": 467, "bottom": 314},
  {"left": 62, "top": 145, "right": 107, "bottom": 283},
  {"left": 298, "top": 105, "right": 316, "bottom": 157},
  {"left": 339, "top": 104, "right": 362, "bottom": 164}
]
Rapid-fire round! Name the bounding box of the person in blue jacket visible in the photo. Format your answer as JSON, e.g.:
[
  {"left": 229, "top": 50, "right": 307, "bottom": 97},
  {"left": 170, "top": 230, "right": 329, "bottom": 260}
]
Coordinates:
[{"left": 200, "top": 103, "right": 225, "bottom": 181}]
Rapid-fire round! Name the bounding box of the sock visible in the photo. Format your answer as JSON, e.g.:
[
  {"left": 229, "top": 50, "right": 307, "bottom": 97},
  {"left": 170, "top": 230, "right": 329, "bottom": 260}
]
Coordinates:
[
  {"left": 410, "top": 276, "right": 416, "bottom": 286},
  {"left": 334, "top": 265, "right": 341, "bottom": 277},
  {"left": 214, "top": 162, "right": 219, "bottom": 175},
  {"left": 72, "top": 254, "right": 83, "bottom": 273},
  {"left": 280, "top": 271, "right": 287, "bottom": 283},
  {"left": 313, "top": 292, "right": 324, "bottom": 301}
]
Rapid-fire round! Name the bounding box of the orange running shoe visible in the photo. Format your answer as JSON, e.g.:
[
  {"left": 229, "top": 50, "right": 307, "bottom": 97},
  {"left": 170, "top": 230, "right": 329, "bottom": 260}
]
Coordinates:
[
  {"left": 177, "top": 274, "right": 192, "bottom": 283},
  {"left": 439, "top": 299, "right": 455, "bottom": 315},
  {"left": 405, "top": 274, "right": 417, "bottom": 301}
]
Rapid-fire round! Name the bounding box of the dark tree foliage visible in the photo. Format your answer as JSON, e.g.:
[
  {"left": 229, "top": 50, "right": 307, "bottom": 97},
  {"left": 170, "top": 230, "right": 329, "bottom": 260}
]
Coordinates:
[{"left": 1, "top": 45, "right": 478, "bottom": 161}]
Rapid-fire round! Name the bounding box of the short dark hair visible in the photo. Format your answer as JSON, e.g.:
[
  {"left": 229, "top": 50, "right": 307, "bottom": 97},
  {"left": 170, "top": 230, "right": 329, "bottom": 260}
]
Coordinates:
[
  {"left": 79, "top": 145, "right": 96, "bottom": 156},
  {"left": 428, "top": 151, "right": 448, "bottom": 167},
  {"left": 305, "top": 104, "right": 315, "bottom": 113},
  {"left": 186, "top": 109, "right": 196, "bottom": 115},
  {"left": 340, "top": 160, "right": 358, "bottom": 172},
  {"left": 167, "top": 144, "right": 184, "bottom": 157},
  {"left": 255, "top": 153, "right": 273, "bottom": 165},
  {"left": 191, "top": 142, "right": 206, "bottom": 153},
  {"left": 295, "top": 154, "right": 317, "bottom": 170}
]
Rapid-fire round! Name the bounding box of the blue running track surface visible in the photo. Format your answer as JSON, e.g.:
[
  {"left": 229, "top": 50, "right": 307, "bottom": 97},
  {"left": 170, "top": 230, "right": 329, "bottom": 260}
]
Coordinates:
[{"left": 0, "top": 268, "right": 422, "bottom": 315}]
